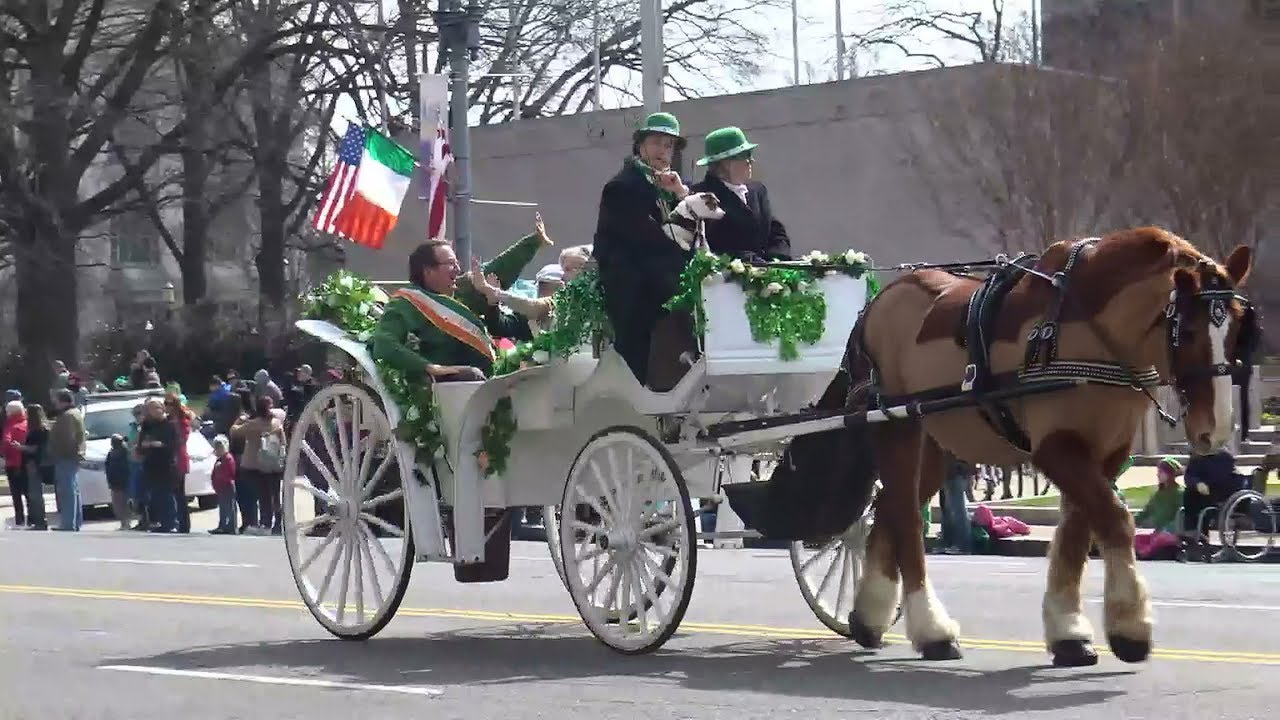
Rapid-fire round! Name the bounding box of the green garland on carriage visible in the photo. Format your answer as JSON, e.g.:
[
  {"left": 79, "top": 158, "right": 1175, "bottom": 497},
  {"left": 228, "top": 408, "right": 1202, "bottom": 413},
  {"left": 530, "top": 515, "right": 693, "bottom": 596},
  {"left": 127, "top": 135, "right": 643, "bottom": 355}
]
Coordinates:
[{"left": 300, "top": 249, "right": 879, "bottom": 473}]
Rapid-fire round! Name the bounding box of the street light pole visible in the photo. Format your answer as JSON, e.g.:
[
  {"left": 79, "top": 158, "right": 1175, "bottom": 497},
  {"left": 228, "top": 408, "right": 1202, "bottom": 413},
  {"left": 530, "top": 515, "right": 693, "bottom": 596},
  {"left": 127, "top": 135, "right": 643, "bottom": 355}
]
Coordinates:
[
  {"left": 435, "top": 0, "right": 482, "bottom": 266},
  {"left": 641, "top": 0, "right": 663, "bottom": 112},
  {"left": 834, "top": 0, "right": 845, "bottom": 80},
  {"left": 791, "top": 0, "right": 800, "bottom": 84}
]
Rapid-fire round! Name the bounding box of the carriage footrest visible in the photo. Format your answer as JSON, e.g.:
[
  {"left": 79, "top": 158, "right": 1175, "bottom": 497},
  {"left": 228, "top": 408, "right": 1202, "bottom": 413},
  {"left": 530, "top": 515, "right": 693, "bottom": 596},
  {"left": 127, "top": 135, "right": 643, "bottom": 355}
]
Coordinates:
[{"left": 454, "top": 511, "right": 514, "bottom": 583}]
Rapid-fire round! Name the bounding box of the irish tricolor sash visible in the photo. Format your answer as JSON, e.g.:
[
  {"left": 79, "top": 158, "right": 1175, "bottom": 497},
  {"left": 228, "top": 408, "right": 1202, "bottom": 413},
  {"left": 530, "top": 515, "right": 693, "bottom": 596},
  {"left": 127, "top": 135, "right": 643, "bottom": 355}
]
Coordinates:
[{"left": 393, "top": 287, "right": 496, "bottom": 363}]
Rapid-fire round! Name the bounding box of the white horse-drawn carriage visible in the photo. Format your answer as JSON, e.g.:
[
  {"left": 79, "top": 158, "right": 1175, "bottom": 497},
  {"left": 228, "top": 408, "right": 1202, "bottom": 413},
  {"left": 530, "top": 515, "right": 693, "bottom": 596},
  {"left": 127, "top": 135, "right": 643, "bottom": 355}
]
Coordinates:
[{"left": 283, "top": 264, "right": 877, "bottom": 653}]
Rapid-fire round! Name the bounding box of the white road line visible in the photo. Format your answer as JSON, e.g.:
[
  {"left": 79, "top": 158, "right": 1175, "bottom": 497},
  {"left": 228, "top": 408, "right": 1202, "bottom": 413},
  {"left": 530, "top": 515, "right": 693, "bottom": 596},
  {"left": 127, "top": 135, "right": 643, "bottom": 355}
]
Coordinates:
[
  {"left": 1086, "top": 598, "right": 1280, "bottom": 612},
  {"left": 82, "top": 558, "right": 258, "bottom": 569},
  {"left": 99, "top": 665, "right": 443, "bottom": 696}
]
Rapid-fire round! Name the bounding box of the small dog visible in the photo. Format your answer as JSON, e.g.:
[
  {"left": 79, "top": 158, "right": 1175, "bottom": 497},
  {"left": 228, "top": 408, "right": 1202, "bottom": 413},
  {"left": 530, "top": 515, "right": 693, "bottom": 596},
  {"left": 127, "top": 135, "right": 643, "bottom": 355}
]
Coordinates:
[{"left": 662, "top": 192, "right": 725, "bottom": 252}]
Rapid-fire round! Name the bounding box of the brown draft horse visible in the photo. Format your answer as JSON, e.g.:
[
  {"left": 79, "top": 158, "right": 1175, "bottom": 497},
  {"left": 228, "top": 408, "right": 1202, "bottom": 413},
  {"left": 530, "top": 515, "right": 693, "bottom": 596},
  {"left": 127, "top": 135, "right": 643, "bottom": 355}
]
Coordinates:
[{"left": 845, "top": 227, "right": 1253, "bottom": 667}]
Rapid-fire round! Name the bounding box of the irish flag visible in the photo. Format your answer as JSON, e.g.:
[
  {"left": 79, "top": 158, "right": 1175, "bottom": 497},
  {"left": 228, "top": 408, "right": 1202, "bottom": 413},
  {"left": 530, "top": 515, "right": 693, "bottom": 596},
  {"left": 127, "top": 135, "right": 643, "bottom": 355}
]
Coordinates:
[{"left": 324, "top": 127, "right": 416, "bottom": 250}]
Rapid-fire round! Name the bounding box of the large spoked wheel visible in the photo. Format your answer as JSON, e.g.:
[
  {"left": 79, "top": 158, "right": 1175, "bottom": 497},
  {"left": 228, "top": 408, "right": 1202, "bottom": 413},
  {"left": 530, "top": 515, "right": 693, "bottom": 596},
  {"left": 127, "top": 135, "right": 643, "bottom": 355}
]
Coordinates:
[
  {"left": 283, "top": 383, "right": 414, "bottom": 640},
  {"left": 559, "top": 426, "right": 696, "bottom": 654},
  {"left": 545, "top": 504, "right": 569, "bottom": 588},
  {"left": 1218, "top": 489, "right": 1278, "bottom": 563},
  {"left": 789, "top": 491, "right": 901, "bottom": 636}
]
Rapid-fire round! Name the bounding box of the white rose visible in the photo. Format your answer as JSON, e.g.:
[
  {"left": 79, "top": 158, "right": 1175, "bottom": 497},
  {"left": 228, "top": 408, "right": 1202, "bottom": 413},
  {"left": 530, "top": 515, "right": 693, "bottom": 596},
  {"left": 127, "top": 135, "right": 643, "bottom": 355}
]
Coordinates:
[
  {"left": 355, "top": 330, "right": 372, "bottom": 342},
  {"left": 844, "top": 250, "right": 867, "bottom": 265},
  {"left": 750, "top": 267, "right": 766, "bottom": 278},
  {"left": 405, "top": 406, "right": 420, "bottom": 421},
  {"left": 763, "top": 282, "right": 784, "bottom": 297},
  {"left": 797, "top": 281, "right": 809, "bottom": 292},
  {"left": 531, "top": 350, "right": 550, "bottom": 364},
  {"left": 338, "top": 275, "right": 354, "bottom": 289},
  {"left": 728, "top": 259, "right": 746, "bottom": 274}
]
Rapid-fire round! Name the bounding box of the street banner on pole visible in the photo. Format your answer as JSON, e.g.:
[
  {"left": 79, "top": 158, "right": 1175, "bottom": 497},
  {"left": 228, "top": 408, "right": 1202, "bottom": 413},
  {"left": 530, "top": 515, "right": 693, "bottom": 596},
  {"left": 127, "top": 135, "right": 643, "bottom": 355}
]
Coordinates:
[{"left": 419, "top": 73, "right": 452, "bottom": 241}]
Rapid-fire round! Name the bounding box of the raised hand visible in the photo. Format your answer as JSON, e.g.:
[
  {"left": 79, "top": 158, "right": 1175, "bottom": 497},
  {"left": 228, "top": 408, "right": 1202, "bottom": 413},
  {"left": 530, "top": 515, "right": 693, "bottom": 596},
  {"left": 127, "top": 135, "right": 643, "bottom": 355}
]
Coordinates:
[{"left": 534, "top": 211, "right": 553, "bottom": 247}]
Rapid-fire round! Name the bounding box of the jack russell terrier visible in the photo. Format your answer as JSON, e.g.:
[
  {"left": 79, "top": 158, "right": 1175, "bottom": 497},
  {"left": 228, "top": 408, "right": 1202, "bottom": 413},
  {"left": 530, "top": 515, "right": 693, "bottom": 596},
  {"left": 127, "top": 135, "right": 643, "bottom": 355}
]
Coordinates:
[{"left": 662, "top": 192, "right": 725, "bottom": 252}]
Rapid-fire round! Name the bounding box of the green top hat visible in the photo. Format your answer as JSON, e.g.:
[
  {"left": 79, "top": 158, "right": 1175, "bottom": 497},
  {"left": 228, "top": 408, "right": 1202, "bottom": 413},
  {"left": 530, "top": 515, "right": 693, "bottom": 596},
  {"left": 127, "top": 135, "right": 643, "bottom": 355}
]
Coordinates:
[
  {"left": 633, "top": 112, "right": 687, "bottom": 149},
  {"left": 695, "top": 126, "right": 758, "bottom": 166}
]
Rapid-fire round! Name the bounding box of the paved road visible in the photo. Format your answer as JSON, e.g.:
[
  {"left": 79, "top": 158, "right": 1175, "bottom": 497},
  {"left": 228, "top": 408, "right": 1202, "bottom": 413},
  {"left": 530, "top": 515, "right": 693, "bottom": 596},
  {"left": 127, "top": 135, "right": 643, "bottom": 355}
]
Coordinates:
[{"left": 1, "top": 527, "right": 1278, "bottom": 719}]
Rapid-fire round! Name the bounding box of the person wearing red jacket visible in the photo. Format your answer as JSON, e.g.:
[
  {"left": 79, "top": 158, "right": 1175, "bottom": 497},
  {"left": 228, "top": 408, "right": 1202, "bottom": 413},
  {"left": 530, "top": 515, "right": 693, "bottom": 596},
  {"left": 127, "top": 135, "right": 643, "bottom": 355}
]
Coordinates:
[
  {"left": 2, "top": 401, "right": 29, "bottom": 526},
  {"left": 209, "top": 435, "right": 237, "bottom": 535},
  {"left": 164, "top": 393, "right": 194, "bottom": 534}
]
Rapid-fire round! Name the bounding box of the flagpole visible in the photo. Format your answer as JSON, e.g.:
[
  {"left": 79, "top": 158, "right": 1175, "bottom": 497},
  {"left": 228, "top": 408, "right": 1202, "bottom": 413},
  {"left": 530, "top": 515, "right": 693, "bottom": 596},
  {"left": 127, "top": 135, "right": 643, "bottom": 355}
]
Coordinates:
[{"left": 436, "top": 0, "right": 481, "bottom": 266}]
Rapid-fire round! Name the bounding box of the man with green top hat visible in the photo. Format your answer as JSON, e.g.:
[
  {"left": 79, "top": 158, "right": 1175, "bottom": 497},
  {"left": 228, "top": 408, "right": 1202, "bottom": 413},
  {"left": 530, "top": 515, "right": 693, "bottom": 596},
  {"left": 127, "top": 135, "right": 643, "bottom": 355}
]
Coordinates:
[
  {"left": 690, "top": 126, "right": 792, "bottom": 263},
  {"left": 369, "top": 227, "right": 546, "bottom": 383},
  {"left": 593, "top": 111, "right": 695, "bottom": 384}
]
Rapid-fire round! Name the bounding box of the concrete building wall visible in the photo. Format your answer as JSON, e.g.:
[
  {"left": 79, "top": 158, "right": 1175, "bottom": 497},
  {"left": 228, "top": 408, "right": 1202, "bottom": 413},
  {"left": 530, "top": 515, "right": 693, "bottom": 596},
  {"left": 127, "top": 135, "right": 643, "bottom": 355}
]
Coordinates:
[{"left": 346, "top": 65, "right": 1003, "bottom": 283}]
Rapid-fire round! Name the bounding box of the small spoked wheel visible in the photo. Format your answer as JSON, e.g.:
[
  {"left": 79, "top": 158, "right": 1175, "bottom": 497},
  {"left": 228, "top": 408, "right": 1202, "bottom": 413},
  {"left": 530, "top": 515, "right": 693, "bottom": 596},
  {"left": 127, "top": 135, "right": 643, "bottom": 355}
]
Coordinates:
[
  {"left": 790, "top": 499, "right": 901, "bottom": 636},
  {"left": 283, "top": 383, "right": 414, "bottom": 640},
  {"left": 559, "top": 426, "right": 696, "bottom": 654}
]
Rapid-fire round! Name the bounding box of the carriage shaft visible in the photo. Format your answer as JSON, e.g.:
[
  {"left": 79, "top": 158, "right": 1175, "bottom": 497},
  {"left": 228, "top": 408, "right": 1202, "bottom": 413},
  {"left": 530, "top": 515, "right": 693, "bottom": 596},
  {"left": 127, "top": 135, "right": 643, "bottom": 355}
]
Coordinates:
[{"left": 700, "top": 378, "right": 1082, "bottom": 450}]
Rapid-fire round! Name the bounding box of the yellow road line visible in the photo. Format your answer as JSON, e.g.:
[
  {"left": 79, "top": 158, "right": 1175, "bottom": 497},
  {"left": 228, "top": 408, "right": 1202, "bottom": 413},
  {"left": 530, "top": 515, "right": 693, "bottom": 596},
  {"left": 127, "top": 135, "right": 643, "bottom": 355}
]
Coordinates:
[{"left": 2, "top": 583, "right": 1278, "bottom": 666}]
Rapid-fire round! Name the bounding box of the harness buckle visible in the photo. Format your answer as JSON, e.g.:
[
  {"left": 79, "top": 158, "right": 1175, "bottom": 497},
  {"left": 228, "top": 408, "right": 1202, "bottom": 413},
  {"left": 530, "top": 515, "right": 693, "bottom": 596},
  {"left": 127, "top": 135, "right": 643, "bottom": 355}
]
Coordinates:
[{"left": 961, "top": 364, "right": 978, "bottom": 392}]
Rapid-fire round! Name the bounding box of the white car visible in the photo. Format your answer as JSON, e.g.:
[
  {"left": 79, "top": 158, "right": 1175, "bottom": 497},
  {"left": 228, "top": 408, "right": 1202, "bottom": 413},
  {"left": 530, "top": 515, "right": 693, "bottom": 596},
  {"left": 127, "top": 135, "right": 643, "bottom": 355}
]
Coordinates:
[{"left": 77, "top": 391, "right": 218, "bottom": 511}]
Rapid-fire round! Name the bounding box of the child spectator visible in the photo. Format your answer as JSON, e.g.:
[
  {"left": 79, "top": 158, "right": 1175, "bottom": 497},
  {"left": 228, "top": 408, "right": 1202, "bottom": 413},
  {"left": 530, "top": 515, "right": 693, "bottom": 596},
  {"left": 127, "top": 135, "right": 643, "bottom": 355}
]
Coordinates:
[
  {"left": 209, "top": 435, "right": 237, "bottom": 535},
  {"left": 104, "top": 434, "right": 132, "bottom": 530},
  {"left": 1134, "top": 457, "right": 1182, "bottom": 560}
]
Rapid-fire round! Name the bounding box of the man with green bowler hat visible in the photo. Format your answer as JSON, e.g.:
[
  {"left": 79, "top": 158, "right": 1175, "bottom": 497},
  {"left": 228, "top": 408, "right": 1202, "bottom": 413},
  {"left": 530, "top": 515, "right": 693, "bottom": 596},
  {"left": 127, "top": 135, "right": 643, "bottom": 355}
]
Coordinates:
[
  {"left": 593, "top": 111, "right": 695, "bottom": 385},
  {"left": 690, "top": 126, "right": 792, "bottom": 263}
]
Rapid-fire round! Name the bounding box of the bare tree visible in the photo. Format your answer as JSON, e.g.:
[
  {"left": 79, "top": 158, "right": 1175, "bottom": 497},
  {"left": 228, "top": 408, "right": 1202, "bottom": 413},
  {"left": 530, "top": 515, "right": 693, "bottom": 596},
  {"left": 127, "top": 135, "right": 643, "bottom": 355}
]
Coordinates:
[
  {"left": 849, "top": 0, "right": 1021, "bottom": 69},
  {"left": 448, "top": 0, "right": 788, "bottom": 124},
  {"left": 1127, "top": 18, "right": 1276, "bottom": 261},
  {"left": 0, "top": 0, "right": 340, "bottom": 388},
  {"left": 897, "top": 17, "right": 1141, "bottom": 253}
]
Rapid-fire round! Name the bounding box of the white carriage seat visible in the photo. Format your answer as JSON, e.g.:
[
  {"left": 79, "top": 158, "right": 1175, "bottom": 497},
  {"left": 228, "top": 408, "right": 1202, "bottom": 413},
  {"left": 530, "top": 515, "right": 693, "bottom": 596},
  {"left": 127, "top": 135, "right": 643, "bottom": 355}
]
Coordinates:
[{"left": 574, "top": 346, "right": 710, "bottom": 417}]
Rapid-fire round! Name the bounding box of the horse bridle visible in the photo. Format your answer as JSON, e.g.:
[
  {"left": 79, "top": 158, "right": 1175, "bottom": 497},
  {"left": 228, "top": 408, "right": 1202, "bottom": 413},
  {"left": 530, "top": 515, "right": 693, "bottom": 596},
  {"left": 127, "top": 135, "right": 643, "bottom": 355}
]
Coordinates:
[{"left": 1163, "top": 265, "right": 1259, "bottom": 421}]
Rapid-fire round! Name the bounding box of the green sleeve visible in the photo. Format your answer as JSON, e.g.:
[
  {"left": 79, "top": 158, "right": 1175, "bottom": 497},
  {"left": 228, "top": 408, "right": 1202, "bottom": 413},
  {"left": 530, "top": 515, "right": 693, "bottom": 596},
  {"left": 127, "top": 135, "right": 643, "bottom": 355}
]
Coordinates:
[
  {"left": 368, "top": 300, "right": 430, "bottom": 380},
  {"left": 456, "top": 233, "right": 543, "bottom": 315},
  {"left": 486, "top": 307, "right": 533, "bottom": 342}
]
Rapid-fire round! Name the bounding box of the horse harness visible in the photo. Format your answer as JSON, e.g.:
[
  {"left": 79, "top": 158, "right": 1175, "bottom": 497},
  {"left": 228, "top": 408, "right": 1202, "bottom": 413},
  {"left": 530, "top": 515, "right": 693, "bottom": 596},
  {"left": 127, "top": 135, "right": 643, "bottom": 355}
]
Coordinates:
[{"left": 854, "top": 239, "right": 1260, "bottom": 453}]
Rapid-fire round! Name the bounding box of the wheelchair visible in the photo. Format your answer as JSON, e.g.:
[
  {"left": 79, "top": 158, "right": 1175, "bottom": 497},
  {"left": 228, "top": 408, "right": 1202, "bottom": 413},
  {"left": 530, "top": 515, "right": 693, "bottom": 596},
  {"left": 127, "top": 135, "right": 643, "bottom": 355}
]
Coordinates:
[{"left": 1178, "top": 472, "right": 1278, "bottom": 563}]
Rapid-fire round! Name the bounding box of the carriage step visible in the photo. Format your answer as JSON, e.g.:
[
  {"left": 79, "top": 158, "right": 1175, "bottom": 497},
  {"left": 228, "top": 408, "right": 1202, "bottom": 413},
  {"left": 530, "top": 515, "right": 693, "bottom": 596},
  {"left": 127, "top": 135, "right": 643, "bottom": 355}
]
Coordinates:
[{"left": 453, "top": 512, "right": 514, "bottom": 583}]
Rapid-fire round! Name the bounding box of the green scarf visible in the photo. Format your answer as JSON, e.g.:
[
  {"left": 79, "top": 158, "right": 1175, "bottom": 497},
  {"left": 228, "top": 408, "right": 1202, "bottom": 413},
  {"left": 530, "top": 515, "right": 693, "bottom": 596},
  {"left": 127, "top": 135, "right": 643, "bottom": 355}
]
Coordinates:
[{"left": 628, "top": 156, "right": 679, "bottom": 216}]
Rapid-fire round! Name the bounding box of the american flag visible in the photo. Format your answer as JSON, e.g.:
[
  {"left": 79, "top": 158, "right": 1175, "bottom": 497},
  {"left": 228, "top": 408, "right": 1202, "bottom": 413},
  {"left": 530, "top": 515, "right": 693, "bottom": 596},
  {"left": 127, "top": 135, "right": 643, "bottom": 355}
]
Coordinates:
[
  {"left": 422, "top": 124, "right": 453, "bottom": 239},
  {"left": 312, "top": 124, "right": 366, "bottom": 235}
]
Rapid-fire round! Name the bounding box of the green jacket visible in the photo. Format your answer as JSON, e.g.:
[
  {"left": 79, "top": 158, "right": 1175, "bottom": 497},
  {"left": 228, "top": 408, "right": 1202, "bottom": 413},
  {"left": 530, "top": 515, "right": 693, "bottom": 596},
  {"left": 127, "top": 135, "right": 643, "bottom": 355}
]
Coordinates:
[
  {"left": 1134, "top": 485, "right": 1181, "bottom": 532},
  {"left": 368, "top": 235, "right": 541, "bottom": 380}
]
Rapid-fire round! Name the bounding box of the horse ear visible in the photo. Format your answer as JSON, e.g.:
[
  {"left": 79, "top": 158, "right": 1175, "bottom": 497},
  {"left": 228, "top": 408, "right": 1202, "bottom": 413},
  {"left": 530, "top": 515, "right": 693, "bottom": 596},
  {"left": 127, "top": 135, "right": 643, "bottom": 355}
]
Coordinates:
[
  {"left": 1173, "top": 267, "right": 1199, "bottom": 294},
  {"left": 1225, "top": 244, "right": 1252, "bottom": 287}
]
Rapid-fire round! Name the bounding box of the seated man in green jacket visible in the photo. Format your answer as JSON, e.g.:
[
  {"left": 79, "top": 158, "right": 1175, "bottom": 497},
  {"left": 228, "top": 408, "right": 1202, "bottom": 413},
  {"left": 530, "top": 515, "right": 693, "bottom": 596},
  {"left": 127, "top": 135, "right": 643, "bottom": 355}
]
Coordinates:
[{"left": 370, "top": 234, "right": 540, "bottom": 382}]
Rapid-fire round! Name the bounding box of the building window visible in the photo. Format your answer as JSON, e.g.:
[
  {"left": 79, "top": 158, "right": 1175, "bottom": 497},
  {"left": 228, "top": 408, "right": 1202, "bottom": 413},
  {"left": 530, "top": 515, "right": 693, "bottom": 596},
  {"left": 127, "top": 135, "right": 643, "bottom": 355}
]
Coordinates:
[{"left": 110, "top": 211, "right": 159, "bottom": 265}]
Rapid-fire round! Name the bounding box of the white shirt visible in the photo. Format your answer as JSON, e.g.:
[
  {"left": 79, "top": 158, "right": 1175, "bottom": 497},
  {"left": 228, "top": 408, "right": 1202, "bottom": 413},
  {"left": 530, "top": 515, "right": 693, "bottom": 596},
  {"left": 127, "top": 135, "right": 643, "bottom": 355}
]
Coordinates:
[{"left": 725, "top": 182, "right": 749, "bottom": 206}]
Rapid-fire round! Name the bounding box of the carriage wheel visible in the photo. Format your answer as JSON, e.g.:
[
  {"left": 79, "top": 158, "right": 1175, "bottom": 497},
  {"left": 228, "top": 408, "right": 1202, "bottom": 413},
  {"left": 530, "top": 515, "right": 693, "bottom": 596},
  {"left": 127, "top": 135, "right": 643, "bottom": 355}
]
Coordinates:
[
  {"left": 1218, "top": 489, "right": 1278, "bottom": 563},
  {"left": 559, "top": 426, "right": 697, "bottom": 654},
  {"left": 789, "top": 488, "right": 901, "bottom": 636},
  {"left": 283, "top": 383, "right": 414, "bottom": 640}
]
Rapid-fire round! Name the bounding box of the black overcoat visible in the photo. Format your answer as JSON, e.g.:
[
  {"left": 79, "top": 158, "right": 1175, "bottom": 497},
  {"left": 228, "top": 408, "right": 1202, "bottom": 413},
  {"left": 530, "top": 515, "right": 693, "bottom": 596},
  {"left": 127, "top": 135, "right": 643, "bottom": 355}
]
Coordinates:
[
  {"left": 689, "top": 173, "right": 792, "bottom": 262},
  {"left": 592, "top": 158, "right": 692, "bottom": 382}
]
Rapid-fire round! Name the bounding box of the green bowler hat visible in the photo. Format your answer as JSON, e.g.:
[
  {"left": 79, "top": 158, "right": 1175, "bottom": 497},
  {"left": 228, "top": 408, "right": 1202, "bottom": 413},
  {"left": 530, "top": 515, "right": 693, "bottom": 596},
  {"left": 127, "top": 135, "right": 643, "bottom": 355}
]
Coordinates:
[
  {"left": 633, "top": 111, "right": 687, "bottom": 149},
  {"left": 695, "top": 126, "right": 758, "bottom": 166}
]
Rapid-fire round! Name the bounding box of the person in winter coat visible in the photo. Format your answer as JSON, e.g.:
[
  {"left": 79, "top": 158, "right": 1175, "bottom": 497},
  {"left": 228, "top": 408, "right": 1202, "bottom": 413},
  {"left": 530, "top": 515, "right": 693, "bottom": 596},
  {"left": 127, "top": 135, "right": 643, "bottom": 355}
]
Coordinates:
[
  {"left": 689, "top": 126, "right": 792, "bottom": 264},
  {"left": 104, "top": 434, "right": 132, "bottom": 530},
  {"left": 136, "top": 397, "right": 178, "bottom": 533},
  {"left": 209, "top": 435, "right": 237, "bottom": 535},
  {"left": 18, "top": 404, "right": 50, "bottom": 530},
  {"left": 165, "top": 392, "right": 194, "bottom": 534},
  {"left": 1133, "top": 457, "right": 1183, "bottom": 560},
  {"left": 253, "top": 369, "right": 284, "bottom": 409},
  {"left": 47, "top": 389, "right": 85, "bottom": 531},
  {"left": 3, "top": 400, "right": 29, "bottom": 527},
  {"left": 231, "top": 395, "right": 287, "bottom": 535},
  {"left": 592, "top": 111, "right": 693, "bottom": 384}
]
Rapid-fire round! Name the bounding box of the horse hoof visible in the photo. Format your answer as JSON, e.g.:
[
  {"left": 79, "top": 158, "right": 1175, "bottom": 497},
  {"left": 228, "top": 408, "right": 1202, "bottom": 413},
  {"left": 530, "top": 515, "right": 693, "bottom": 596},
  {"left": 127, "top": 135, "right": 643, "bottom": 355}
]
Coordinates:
[
  {"left": 847, "top": 614, "right": 884, "bottom": 649},
  {"left": 1050, "top": 640, "right": 1099, "bottom": 667},
  {"left": 919, "top": 639, "right": 963, "bottom": 661},
  {"left": 1107, "top": 634, "right": 1151, "bottom": 664}
]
